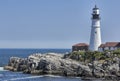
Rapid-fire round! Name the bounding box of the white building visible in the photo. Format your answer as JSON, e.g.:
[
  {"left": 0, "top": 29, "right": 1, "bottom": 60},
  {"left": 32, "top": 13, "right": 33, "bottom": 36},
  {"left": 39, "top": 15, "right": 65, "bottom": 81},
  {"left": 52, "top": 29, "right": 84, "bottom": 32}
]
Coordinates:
[
  {"left": 89, "top": 5, "right": 102, "bottom": 51},
  {"left": 99, "top": 42, "right": 120, "bottom": 52}
]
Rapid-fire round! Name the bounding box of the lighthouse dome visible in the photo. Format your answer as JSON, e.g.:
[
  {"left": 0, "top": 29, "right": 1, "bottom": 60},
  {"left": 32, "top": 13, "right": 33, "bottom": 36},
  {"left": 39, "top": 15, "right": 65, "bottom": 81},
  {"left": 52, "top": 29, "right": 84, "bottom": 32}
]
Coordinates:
[{"left": 92, "top": 5, "right": 100, "bottom": 15}]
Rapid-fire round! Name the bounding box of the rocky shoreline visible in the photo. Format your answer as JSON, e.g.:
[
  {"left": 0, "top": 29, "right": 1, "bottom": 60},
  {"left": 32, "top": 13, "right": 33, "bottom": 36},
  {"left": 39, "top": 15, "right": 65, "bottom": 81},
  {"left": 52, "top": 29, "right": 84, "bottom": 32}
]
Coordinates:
[{"left": 4, "top": 53, "right": 120, "bottom": 80}]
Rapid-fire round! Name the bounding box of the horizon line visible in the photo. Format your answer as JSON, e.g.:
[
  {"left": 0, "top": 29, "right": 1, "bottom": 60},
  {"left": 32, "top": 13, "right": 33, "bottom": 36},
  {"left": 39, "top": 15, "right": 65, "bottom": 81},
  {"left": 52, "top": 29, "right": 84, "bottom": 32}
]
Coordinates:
[{"left": 0, "top": 48, "right": 71, "bottom": 49}]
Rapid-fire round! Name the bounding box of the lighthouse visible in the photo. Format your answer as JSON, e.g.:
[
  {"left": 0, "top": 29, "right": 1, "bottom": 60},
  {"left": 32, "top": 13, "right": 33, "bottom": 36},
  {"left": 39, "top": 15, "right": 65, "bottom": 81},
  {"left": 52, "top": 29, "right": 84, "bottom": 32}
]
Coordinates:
[{"left": 89, "top": 5, "right": 102, "bottom": 51}]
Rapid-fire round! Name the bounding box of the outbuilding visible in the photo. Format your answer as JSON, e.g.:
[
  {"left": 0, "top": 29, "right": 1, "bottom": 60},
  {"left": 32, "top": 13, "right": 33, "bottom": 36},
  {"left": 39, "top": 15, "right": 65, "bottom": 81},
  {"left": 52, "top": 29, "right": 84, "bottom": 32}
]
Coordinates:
[
  {"left": 72, "top": 43, "right": 89, "bottom": 51},
  {"left": 99, "top": 42, "right": 120, "bottom": 52}
]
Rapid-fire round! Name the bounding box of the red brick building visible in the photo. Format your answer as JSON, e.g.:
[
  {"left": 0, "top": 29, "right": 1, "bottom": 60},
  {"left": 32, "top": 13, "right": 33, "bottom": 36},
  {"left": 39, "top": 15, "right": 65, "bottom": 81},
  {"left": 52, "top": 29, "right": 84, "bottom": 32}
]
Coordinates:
[{"left": 72, "top": 43, "right": 89, "bottom": 51}]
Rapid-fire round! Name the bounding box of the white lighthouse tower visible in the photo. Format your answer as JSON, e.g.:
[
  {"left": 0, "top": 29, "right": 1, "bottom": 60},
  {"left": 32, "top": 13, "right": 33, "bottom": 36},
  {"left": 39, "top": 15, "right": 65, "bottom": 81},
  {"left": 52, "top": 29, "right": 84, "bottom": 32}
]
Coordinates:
[{"left": 89, "top": 5, "right": 102, "bottom": 51}]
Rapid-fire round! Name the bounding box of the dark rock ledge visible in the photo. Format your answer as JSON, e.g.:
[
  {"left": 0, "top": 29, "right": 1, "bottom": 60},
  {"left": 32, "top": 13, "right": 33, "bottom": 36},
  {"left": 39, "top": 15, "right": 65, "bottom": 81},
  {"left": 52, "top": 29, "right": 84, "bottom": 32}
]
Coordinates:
[{"left": 4, "top": 53, "right": 120, "bottom": 80}]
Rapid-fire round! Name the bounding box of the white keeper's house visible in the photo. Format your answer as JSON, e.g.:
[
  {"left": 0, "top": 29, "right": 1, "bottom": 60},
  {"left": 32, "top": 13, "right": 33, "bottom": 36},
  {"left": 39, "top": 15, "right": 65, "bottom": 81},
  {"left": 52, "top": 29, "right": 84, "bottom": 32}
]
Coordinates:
[{"left": 98, "top": 42, "right": 120, "bottom": 52}]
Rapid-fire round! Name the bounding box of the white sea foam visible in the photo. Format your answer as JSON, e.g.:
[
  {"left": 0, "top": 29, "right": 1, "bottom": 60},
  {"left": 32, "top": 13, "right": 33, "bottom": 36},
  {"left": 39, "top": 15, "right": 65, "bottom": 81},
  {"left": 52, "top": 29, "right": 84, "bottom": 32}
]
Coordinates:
[
  {"left": 0, "top": 67, "right": 4, "bottom": 71},
  {"left": 44, "top": 75, "right": 80, "bottom": 78},
  {"left": 4, "top": 76, "right": 43, "bottom": 81},
  {"left": 0, "top": 67, "right": 8, "bottom": 71},
  {"left": 44, "top": 75, "right": 62, "bottom": 78},
  {"left": 4, "top": 75, "right": 63, "bottom": 81}
]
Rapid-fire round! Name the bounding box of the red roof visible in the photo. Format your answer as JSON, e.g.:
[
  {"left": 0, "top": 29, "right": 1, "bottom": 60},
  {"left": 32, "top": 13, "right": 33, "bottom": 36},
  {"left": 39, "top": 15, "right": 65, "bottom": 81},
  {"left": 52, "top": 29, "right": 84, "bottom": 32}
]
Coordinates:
[
  {"left": 73, "top": 43, "right": 89, "bottom": 47},
  {"left": 105, "top": 42, "right": 120, "bottom": 47},
  {"left": 99, "top": 42, "right": 120, "bottom": 48},
  {"left": 99, "top": 44, "right": 105, "bottom": 48}
]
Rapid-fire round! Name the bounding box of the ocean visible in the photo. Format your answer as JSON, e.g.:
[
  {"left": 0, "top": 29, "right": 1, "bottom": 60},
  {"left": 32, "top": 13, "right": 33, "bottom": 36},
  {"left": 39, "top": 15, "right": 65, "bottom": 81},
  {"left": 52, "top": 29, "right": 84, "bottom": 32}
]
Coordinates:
[{"left": 0, "top": 49, "right": 97, "bottom": 81}]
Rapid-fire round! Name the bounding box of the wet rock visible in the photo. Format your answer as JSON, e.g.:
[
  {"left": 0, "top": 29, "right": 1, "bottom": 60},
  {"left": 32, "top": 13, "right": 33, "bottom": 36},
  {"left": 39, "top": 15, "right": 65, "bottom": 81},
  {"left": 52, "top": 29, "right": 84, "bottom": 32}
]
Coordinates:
[{"left": 4, "top": 53, "right": 120, "bottom": 80}]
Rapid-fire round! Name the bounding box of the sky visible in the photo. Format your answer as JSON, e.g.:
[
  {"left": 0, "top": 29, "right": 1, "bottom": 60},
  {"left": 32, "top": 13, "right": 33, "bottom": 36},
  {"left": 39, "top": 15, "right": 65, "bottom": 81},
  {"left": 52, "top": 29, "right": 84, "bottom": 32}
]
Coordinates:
[{"left": 0, "top": 0, "right": 120, "bottom": 48}]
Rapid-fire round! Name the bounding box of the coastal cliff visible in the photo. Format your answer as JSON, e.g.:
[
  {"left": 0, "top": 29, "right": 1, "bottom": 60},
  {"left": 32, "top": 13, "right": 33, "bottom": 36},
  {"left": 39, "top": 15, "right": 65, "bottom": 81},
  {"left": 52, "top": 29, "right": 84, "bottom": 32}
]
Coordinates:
[{"left": 4, "top": 52, "right": 120, "bottom": 80}]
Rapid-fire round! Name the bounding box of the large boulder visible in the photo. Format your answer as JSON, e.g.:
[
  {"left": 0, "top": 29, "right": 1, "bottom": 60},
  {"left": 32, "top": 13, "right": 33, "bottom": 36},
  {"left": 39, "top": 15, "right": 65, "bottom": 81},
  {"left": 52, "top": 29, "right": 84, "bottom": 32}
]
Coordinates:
[{"left": 4, "top": 53, "right": 92, "bottom": 77}]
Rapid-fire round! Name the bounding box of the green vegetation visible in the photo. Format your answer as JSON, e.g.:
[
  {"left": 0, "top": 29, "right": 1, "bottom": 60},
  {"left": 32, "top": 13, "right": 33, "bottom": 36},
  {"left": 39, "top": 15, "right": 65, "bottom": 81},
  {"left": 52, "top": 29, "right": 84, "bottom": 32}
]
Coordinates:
[
  {"left": 68, "top": 49, "right": 120, "bottom": 63},
  {"left": 113, "top": 48, "right": 120, "bottom": 57}
]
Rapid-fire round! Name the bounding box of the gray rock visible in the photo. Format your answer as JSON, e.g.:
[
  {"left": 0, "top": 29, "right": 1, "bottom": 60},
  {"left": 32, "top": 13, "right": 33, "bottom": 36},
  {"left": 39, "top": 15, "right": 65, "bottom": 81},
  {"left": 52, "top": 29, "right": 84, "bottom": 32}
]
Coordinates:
[
  {"left": 4, "top": 52, "right": 120, "bottom": 80},
  {"left": 4, "top": 53, "right": 92, "bottom": 77}
]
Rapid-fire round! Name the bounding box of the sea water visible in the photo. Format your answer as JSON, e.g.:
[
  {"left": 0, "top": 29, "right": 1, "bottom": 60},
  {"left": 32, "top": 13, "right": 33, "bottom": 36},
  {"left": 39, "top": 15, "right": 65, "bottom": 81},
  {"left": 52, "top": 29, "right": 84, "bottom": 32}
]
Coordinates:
[{"left": 0, "top": 49, "right": 97, "bottom": 81}]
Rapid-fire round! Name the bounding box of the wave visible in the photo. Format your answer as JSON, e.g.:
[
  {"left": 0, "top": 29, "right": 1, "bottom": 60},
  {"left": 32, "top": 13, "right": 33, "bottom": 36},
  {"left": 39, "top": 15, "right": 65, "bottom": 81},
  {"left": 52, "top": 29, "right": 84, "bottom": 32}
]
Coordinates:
[
  {"left": 4, "top": 75, "right": 63, "bottom": 81},
  {"left": 44, "top": 75, "right": 62, "bottom": 78},
  {"left": 0, "top": 67, "right": 8, "bottom": 71},
  {"left": 0, "top": 67, "right": 4, "bottom": 71},
  {"left": 4, "top": 75, "right": 43, "bottom": 81}
]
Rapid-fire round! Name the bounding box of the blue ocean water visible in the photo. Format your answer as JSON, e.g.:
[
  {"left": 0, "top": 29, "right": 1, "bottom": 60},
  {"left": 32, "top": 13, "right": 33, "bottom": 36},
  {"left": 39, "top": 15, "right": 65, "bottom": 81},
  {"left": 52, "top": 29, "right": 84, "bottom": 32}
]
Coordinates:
[
  {"left": 0, "top": 49, "right": 97, "bottom": 81},
  {"left": 0, "top": 49, "right": 71, "bottom": 67}
]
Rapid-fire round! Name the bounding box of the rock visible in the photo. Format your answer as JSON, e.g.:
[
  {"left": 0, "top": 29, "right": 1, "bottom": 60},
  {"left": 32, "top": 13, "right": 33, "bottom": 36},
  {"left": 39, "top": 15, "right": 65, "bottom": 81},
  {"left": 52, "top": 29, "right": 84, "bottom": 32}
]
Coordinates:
[
  {"left": 4, "top": 66, "right": 14, "bottom": 71},
  {"left": 113, "top": 57, "right": 120, "bottom": 64},
  {"left": 105, "top": 52, "right": 111, "bottom": 58},
  {"left": 4, "top": 52, "right": 120, "bottom": 80},
  {"left": 4, "top": 53, "right": 92, "bottom": 77}
]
